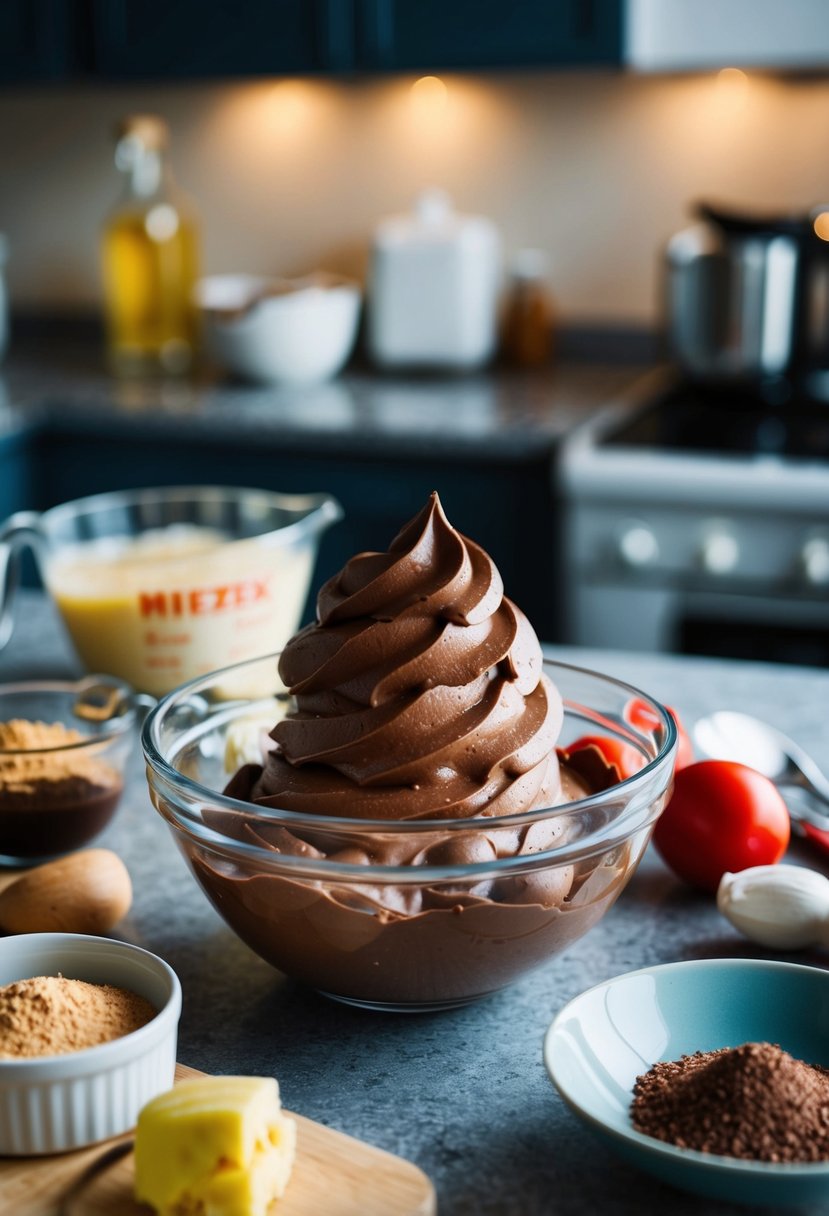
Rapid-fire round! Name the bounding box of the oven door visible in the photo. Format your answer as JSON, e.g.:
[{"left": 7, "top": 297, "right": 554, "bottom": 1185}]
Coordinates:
[{"left": 568, "top": 582, "right": 829, "bottom": 667}]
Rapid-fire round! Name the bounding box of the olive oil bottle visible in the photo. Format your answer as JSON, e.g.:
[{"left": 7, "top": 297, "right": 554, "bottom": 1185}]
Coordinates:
[{"left": 102, "top": 115, "right": 200, "bottom": 375}]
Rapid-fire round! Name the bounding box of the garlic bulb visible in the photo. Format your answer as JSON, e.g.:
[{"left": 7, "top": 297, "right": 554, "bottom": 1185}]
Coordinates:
[{"left": 717, "top": 865, "right": 829, "bottom": 949}]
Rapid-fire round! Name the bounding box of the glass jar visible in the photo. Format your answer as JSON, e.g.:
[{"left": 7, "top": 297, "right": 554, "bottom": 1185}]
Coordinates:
[
  {"left": 101, "top": 115, "right": 200, "bottom": 376},
  {"left": 501, "top": 248, "right": 556, "bottom": 369}
]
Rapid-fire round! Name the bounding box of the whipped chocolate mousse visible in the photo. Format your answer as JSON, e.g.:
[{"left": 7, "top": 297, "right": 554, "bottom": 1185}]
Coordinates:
[{"left": 197, "top": 494, "right": 629, "bottom": 1006}]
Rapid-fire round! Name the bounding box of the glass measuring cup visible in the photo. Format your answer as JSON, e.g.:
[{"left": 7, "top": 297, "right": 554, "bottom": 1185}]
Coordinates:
[{"left": 0, "top": 486, "right": 342, "bottom": 697}]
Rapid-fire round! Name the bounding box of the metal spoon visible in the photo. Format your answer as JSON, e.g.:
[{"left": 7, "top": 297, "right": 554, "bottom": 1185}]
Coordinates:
[{"left": 694, "top": 710, "right": 829, "bottom": 853}]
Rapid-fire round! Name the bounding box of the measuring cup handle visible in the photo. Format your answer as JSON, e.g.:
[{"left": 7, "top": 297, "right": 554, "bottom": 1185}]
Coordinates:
[{"left": 0, "top": 511, "right": 44, "bottom": 650}]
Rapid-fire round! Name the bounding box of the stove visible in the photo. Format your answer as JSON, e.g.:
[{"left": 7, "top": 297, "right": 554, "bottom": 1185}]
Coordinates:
[
  {"left": 602, "top": 382, "right": 829, "bottom": 462},
  {"left": 558, "top": 370, "right": 829, "bottom": 667}
]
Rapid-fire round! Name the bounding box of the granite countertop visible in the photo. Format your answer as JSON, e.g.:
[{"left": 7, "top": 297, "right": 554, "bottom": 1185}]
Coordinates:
[
  {"left": 0, "top": 339, "right": 644, "bottom": 461},
  {"left": 3, "top": 592, "right": 829, "bottom": 1216}
]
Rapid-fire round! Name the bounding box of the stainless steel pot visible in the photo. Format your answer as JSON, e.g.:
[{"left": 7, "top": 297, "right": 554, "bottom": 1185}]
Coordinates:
[{"left": 664, "top": 202, "right": 829, "bottom": 399}]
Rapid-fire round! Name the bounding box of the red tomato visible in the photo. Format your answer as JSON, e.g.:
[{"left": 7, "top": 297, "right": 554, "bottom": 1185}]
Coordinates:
[
  {"left": 565, "top": 735, "right": 644, "bottom": 782},
  {"left": 625, "top": 698, "right": 694, "bottom": 771},
  {"left": 652, "top": 760, "right": 790, "bottom": 892}
]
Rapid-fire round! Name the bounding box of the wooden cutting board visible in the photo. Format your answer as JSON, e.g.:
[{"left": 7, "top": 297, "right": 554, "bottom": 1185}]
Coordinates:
[{"left": 0, "top": 1065, "right": 436, "bottom": 1216}]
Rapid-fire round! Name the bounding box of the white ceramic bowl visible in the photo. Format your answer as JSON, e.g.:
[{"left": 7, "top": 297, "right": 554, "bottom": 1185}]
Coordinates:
[
  {"left": 196, "top": 273, "right": 361, "bottom": 385},
  {"left": 0, "top": 933, "right": 181, "bottom": 1155}
]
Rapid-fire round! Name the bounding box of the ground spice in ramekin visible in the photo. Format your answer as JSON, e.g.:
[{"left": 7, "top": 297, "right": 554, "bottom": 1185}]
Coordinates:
[
  {"left": 631, "top": 1041, "right": 829, "bottom": 1163},
  {"left": 0, "top": 975, "right": 156, "bottom": 1059}
]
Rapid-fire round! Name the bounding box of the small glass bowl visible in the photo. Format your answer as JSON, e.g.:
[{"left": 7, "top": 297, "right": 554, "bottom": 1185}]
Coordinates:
[
  {"left": 0, "top": 676, "right": 138, "bottom": 866},
  {"left": 143, "top": 656, "right": 677, "bottom": 1012}
]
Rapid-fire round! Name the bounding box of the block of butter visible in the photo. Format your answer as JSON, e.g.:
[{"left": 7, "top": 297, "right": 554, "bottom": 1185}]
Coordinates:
[{"left": 134, "top": 1075, "right": 297, "bottom": 1216}]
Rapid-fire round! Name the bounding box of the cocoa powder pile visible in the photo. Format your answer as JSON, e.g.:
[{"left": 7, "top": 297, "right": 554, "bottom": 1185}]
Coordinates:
[
  {"left": 0, "top": 719, "right": 122, "bottom": 808},
  {"left": 632, "top": 1042, "right": 829, "bottom": 1163},
  {"left": 0, "top": 975, "right": 156, "bottom": 1059}
]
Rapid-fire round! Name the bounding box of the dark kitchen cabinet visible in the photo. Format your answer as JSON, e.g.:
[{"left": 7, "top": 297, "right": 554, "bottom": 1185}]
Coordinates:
[
  {"left": 88, "top": 0, "right": 355, "bottom": 80},
  {"left": 90, "top": 0, "right": 621, "bottom": 80},
  {"left": 0, "top": 433, "right": 35, "bottom": 520},
  {"left": 0, "top": 0, "right": 622, "bottom": 86},
  {"left": 92, "top": 0, "right": 622, "bottom": 79},
  {"left": 356, "top": 0, "right": 622, "bottom": 71},
  {"left": 0, "top": 0, "right": 74, "bottom": 83}
]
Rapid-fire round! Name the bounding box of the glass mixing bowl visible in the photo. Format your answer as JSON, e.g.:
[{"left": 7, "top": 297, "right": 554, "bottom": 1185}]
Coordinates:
[
  {"left": 143, "top": 656, "right": 676, "bottom": 1012},
  {"left": 0, "top": 486, "right": 341, "bottom": 696}
]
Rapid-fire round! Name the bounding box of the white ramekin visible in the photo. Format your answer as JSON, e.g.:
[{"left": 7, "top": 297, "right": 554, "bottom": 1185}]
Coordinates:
[{"left": 0, "top": 932, "right": 181, "bottom": 1155}]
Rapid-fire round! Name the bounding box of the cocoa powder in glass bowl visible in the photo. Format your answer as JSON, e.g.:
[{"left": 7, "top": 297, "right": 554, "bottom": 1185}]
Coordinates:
[{"left": 0, "top": 679, "right": 137, "bottom": 865}]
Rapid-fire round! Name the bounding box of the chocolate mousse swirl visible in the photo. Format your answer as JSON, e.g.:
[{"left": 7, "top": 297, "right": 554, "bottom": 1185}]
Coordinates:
[{"left": 239, "top": 493, "right": 564, "bottom": 821}]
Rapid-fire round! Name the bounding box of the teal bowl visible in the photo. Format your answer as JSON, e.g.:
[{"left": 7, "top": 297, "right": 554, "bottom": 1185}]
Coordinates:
[{"left": 544, "top": 958, "right": 829, "bottom": 1206}]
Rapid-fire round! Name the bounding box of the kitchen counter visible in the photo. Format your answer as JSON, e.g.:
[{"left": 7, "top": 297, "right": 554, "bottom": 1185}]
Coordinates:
[
  {"left": 3, "top": 591, "right": 829, "bottom": 1216},
  {"left": 0, "top": 343, "right": 639, "bottom": 462}
]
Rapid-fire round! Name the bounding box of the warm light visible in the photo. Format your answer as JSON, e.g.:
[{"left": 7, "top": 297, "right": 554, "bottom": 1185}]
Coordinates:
[
  {"left": 814, "top": 211, "right": 829, "bottom": 242},
  {"left": 370, "top": 75, "right": 513, "bottom": 196},
  {"left": 207, "top": 79, "right": 344, "bottom": 174},
  {"left": 409, "top": 75, "right": 449, "bottom": 118},
  {"left": 262, "top": 80, "right": 316, "bottom": 137},
  {"left": 717, "top": 67, "right": 748, "bottom": 87},
  {"left": 707, "top": 66, "right": 751, "bottom": 118}
]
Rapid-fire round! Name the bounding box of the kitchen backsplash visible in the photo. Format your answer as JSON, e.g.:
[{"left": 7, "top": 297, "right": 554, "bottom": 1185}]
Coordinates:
[{"left": 1, "top": 69, "right": 828, "bottom": 324}]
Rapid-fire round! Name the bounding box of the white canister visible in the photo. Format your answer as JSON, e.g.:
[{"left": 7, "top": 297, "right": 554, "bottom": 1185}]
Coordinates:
[{"left": 367, "top": 190, "right": 501, "bottom": 370}]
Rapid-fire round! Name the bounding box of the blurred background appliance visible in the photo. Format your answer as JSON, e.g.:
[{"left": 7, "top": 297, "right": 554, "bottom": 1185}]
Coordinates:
[
  {"left": 665, "top": 202, "right": 829, "bottom": 404},
  {"left": 560, "top": 370, "right": 829, "bottom": 668},
  {"left": 367, "top": 189, "right": 501, "bottom": 370}
]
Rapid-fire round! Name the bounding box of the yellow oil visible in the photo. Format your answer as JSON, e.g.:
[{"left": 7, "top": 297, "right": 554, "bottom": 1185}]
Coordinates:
[{"left": 102, "top": 206, "right": 199, "bottom": 374}]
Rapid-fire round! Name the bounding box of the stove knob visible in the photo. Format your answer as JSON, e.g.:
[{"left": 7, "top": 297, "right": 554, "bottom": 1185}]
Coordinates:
[
  {"left": 800, "top": 536, "right": 829, "bottom": 586},
  {"left": 618, "top": 524, "right": 659, "bottom": 569},
  {"left": 699, "top": 529, "right": 739, "bottom": 575}
]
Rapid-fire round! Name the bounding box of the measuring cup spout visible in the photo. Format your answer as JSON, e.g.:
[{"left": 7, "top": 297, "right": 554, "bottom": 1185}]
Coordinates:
[{"left": 276, "top": 491, "right": 343, "bottom": 540}]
